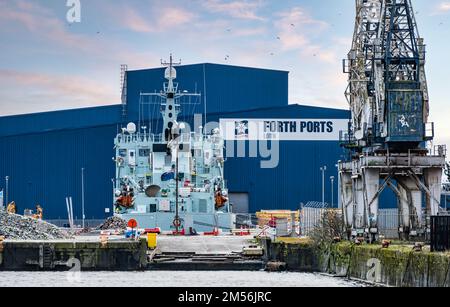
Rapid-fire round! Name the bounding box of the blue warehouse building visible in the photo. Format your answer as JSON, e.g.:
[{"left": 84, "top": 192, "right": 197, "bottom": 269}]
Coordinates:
[{"left": 0, "top": 63, "right": 394, "bottom": 220}]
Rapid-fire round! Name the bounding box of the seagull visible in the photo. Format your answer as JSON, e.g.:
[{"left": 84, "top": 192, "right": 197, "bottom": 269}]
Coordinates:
[
  {"left": 290, "top": 23, "right": 295, "bottom": 27},
  {"left": 276, "top": 36, "right": 281, "bottom": 40}
]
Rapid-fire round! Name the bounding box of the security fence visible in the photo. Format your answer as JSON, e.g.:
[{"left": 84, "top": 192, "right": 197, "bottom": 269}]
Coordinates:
[
  {"left": 299, "top": 206, "right": 422, "bottom": 239},
  {"left": 46, "top": 219, "right": 105, "bottom": 228},
  {"left": 431, "top": 215, "right": 450, "bottom": 252},
  {"left": 377, "top": 209, "right": 400, "bottom": 239}
]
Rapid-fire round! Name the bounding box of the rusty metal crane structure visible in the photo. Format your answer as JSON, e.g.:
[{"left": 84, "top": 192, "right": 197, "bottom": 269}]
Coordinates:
[{"left": 339, "top": 0, "right": 446, "bottom": 242}]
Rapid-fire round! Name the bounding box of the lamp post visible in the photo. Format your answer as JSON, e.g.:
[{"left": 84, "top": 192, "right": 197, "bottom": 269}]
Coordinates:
[
  {"left": 330, "top": 176, "right": 335, "bottom": 208},
  {"left": 81, "top": 168, "right": 85, "bottom": 229},
  {"left": 5, "top": 176, "right": 9, "bottom": 207},
  {"left": 320, "top": 166, "right": 327, "bottom": 207}
]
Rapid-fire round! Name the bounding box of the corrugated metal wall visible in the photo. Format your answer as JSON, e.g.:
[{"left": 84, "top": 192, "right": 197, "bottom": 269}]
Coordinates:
[
  {"left": 125, "top": 64, "right": 289, "bottom": 121},
  {"left": 224, "top": 141, "right": 345, "bottom": 212},
  {"left": 0, "top": 105, "right": 122, "bottom": 138},
  {"left": 0, "top": 125, "right": 116, "bottom": 219}
]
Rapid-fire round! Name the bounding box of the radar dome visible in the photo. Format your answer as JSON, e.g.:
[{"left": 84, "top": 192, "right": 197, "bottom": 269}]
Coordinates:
[
  {"left": 126, "top": 122, "right": 137, "bottom": 134},
  {"left": 164, "top": 66, "right": 177, "bottom": 80}
]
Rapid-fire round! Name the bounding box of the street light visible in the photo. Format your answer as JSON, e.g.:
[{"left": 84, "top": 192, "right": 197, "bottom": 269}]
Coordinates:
[
  {"left": 320, "top": 166, "right": 327, "bottom": 207},
  {"left": 330, "top": 176, "right": 335, "bottom": 208},
  {"left": 5, "top": 176, "right": 9, "bottom": 207},
  {"left": 81, "top": 168, "right": 85, "bottom": 229}
]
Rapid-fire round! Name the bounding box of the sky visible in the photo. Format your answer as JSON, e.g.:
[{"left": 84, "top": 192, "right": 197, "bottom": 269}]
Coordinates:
[{"left": 0, "top": 0, "right": 449, "bottom": 148}]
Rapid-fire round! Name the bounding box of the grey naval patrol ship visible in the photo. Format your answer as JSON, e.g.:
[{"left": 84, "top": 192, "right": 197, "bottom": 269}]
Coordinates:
[{"left": 113, "top": 56, "right": 235, "bottom": 233}]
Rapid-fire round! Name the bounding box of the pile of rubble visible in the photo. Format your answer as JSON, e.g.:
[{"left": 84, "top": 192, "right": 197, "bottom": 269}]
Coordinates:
[
  {"left": 0, "top": 211, "right": 72, "bottom": 240},
  {"left": 97, "top": 216, "right": 128, "bottom": 231}
]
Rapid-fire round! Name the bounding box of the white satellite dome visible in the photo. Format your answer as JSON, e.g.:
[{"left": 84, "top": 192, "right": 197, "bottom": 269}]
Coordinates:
[
  {"left": 126, "top": 122, "right": 137, "bottom": 134},
  {"left": 164, "top": 66, "right": 177, "bottom": 80}
]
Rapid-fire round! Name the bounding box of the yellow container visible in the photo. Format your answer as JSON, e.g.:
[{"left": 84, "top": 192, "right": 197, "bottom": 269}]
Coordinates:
[{"left": 147, "top": 233, "right": 158, "bottom": 249}]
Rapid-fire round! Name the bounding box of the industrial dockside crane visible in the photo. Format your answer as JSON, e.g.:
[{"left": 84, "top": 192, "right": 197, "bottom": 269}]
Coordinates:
[{"left": 339, "top": 0, "right": 446, "bottom": 242}]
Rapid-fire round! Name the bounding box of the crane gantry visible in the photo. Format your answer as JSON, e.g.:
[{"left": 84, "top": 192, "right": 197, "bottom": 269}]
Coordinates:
[{"left": 339, "top": 0, "right": 446, "bottom": 242}]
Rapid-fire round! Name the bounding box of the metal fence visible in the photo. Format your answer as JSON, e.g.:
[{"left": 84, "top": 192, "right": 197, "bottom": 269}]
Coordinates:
[
  {"left": 431, "top": 216, "right": 450, "bottom": 252},
  {"left": 377, "top": 209, "right": 400, "bottom": 239},
  {"left": 234, "top": 214, "right": 258, "bottom": 228},
  {"left": 299, "top": 207, "right": 405, "bottom": 239},
  {"left": 46, "top": 219, "right": 105, "bottom": 228},
  {"left": 300, "top": 207, "right": 327, "bottom": 236}
]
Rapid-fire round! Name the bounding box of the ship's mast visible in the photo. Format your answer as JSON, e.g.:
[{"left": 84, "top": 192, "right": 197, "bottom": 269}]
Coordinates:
[{"left": 161, "top": 54, "right": 182, "bottom": 143}]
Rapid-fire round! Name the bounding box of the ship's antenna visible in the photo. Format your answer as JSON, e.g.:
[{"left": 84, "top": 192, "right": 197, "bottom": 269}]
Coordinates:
[{"left": 161, "top": 54, "right": 181, "bottom": 92}]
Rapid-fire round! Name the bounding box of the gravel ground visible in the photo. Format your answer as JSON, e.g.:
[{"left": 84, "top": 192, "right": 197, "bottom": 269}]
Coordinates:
[
  {"left": 97, "top": 216, "right": 127, "bottom": 231},
  {"left": 0, "top": 211, "right": 71, "bottom": 240}
]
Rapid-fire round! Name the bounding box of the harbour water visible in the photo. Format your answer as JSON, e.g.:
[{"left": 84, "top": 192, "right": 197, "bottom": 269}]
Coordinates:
[{"left": 0, "top": 271, "right": 364, "bottom": 287}]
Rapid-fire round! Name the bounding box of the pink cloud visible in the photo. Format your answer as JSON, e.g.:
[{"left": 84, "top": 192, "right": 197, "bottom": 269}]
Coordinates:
[
  {"left": 0, "top": 1, "right": 101, "bottom": 54},
  {"left": 202, "top": 0, "right": 265, "bottom": 21},
  {"left": 0, "top": 69, "right": 118, "bottom": 115},
  {"left": 120, "top": 6, "right": 196, "bottom": 33},
  {"left": 438, "top": 2, "right": 450, "bottom": 13},
  {"left": 275, "top": 7, "right": 329, "bottom": 52}
]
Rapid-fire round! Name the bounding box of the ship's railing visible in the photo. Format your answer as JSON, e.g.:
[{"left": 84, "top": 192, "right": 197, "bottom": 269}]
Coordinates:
[
  {"left": 117, "top": 134, "right": 154, "bottom": 144},
  {"left": 234, "top": 214, "right": 258, "bottom": 229},
  {"left": 47, "top": 219, "right": 105, "bottom": 228},
  {"left": 431, "top": 144, "right": 447, "bottom": 157}
]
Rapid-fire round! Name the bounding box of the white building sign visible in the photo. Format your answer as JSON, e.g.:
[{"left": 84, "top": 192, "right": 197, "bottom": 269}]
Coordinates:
[{"left": 220, "top": 119, "right": 349, "bottom": 141}]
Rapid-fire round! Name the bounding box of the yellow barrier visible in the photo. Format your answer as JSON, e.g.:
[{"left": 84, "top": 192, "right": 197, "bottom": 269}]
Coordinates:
[{"left": 147, "top": 233, "right": 158, "bottom": 249}]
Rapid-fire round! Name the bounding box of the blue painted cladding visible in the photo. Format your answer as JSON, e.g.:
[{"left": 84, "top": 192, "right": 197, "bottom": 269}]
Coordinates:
[
  {"left": 125, "top": 64, "right": 288, "bottom": 121},
  {"left": 0, "top": 105, "right": 122, "bottom": 138},
  {"left": 224, "top": 141, "right": 346, "bottom": 212},
  {"left": 0, "top": 125, "right": 116, "bottom": 219}
]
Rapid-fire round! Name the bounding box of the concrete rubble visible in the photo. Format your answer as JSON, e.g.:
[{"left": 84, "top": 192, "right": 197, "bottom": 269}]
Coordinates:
[
  {"left": 0, "top": 212, "right": 72, "bottom": 240},
  {"left": 97, "top": 216, "right": 127, "bottom": 231}
]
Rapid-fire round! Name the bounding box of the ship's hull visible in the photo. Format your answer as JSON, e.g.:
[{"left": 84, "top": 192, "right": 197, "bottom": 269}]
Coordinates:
[{"left": 117, "top": 212, "right": 236, "bottom": 233}]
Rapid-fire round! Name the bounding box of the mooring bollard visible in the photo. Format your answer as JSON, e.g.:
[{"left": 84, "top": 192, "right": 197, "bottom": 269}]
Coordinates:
[
  {"left": 100, "top": 234, "right": 108, "bottom": 248},
  {"left": 264, "top": 261, "right": 287, "bottom": 272}
]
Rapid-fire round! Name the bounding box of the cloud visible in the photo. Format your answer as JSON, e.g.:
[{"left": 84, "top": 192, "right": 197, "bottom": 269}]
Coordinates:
[
  {"left": 438, "top": 2, "right": 450, "bottom": 13},
  {"left": 0, "top": 70, "right": 117, "bottom": 115},
  {"left": 274, "top": 7, "right": 337, "bottom": 63},
  {"left": 201, "top": 0, "right": 265, "bottom": 21},
  {"left": 431, "top": 2, "right": 450, "bottom": 15},
  {"left": 0, "top": 0, "right": 103, "bottom": 54},
  {"left": 122, "top": 8, "right": 154, "bottom": 33},
  {"left": 120, "top": 6, "right": 196, "bottom": 33}
]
